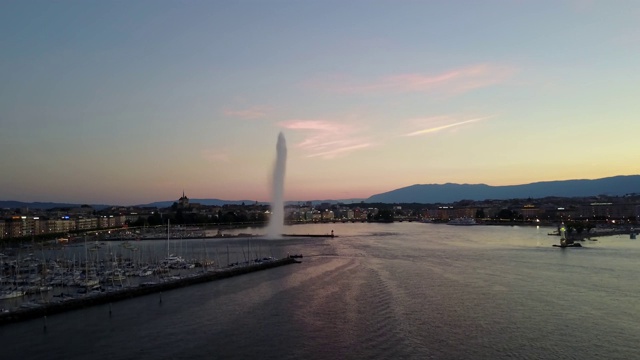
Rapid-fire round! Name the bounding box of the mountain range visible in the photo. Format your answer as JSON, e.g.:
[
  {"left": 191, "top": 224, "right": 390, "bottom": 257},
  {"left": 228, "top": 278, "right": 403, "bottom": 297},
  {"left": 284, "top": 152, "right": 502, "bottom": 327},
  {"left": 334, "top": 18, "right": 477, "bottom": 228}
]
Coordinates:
[
  {"left": 0, "top": 201, "right": 113, "bottom": 211},
  {"left": 365, "top": 175, "right": 640, "bottom": 204},
  {"left": 1, "top": 175, "right": 638, "bottom": 210}
]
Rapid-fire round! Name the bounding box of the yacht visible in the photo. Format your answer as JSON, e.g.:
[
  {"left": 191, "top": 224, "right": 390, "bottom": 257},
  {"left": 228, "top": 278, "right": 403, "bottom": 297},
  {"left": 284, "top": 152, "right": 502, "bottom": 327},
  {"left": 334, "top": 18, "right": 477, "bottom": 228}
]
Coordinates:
[{"left": 0, "top": 289, "right": 25, "bottom": 300}]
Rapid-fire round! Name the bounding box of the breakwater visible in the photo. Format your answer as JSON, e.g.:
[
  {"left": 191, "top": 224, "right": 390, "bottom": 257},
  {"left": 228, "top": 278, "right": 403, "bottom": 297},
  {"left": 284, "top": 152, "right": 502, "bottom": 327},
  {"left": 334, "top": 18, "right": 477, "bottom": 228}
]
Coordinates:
[
  {"left": 282, "top": 234, "right": 336, "bottom": 238},
  {"left": 0, "top": 257, "right": 299, "bottom": 326}
]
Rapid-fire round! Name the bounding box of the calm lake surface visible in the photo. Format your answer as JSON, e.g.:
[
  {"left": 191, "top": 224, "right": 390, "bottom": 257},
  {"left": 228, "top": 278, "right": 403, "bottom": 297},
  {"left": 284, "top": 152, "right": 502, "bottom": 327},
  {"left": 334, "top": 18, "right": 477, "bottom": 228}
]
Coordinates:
[{"left": 1, "top": 222, "right": 639, "bottom": 359}]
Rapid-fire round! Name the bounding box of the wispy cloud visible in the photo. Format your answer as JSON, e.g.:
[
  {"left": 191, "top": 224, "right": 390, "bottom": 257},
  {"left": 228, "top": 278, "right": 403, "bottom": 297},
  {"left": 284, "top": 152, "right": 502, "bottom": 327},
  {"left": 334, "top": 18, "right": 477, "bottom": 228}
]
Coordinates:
[
  {"left": 307, "top": 143, "right": 372, "bottom": 158},
  {"left": 201, "top": 148, "right": 231, "bottom": 163},
  {"left": 279, "top": 119, "right": 372, "bottom": 159},
  {"left": 311, "top": 64, "right": 516, "bottom": 96},
  {"left": 404, "top": 116, "right": 492, "bottom": 137},
  {"left": 223, "top": 106, "right": 273, "bottom": 120}
]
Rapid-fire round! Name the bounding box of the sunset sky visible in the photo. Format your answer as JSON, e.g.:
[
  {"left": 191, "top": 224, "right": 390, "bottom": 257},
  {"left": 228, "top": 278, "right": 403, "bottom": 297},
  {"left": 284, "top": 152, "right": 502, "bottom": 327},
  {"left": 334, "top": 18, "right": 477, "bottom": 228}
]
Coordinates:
[{"left": 1, "top": 1, "right": 639, "bottom": 205}]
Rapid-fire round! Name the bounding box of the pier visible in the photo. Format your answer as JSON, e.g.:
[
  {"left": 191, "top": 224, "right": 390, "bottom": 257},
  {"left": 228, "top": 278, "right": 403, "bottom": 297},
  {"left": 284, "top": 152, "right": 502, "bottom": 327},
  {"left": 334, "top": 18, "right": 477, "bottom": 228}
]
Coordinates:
[{"left": 0, "top": 257, "right": 299, "bottom": 326}]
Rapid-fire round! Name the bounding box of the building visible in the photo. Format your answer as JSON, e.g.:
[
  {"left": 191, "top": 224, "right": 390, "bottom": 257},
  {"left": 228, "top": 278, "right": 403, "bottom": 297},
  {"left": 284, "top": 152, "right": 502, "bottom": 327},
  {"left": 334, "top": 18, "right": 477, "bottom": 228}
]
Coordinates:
[
  {"left": 46, "top": 217, "right": 76, "bottom": 234},
  {"left": 178, "top": 191, "right": 190, "bottom": 209},
  {"left": 77, "top": 217, "right": 99, "bottom": 231},
  {"left": 519, "top": 205, "right": 541, "bottom": 220},
  {"left": 321, "top": 210, "right": 335, "bottom": 221}
]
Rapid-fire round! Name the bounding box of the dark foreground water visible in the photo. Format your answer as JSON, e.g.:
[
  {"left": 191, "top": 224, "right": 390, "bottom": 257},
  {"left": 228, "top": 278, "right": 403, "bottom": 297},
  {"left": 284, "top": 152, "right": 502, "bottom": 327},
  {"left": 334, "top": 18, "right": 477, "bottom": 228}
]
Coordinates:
[{"left": 2, "top": 223, "right": 639, "bottom": 359}]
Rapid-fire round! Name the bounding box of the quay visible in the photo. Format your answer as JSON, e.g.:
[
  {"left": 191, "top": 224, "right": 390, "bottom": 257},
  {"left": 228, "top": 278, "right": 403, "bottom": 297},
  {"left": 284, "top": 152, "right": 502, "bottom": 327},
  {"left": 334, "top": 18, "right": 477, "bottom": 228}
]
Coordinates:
[
  {"left": 282, "top": 234, "right": 336, "bottom": 238},
  {"left": 0, "top": 257, "right": 299, "bottom": 326},
  {"left": 282, "top": 230, "right": 336, "bottom": 238}
]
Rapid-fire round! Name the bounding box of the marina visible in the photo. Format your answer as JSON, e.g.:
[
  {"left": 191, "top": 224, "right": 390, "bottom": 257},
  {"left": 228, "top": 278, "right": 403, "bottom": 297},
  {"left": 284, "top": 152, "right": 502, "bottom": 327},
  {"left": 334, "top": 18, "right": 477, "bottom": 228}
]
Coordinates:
[
  {"left": 0, "top": 256, "right": 298, "bottom": 325},
  {"left": 1, "top": 233, "right": 299, "bottom": 321}
]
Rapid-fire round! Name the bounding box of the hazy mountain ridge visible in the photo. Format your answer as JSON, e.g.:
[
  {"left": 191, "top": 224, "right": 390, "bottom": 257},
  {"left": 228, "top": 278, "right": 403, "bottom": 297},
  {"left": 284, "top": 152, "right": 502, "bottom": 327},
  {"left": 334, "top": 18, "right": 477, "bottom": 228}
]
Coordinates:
[
  {"left": 366, "top": 175, "right": 640, "bottom": 204},
  {"left": 134, "top": 198, "right": 367, "bottom": 208},
  {"left": 0, "top": 201, "right": 112, "bottom": 211},
  {"left": 139, "top": 199, "right": 260, "bottom": 208},
  {"left": 2, "top": 176, "right": 638, "bottom": 210},
  {"left": 0, "top": 198, "right": 366, "bottom": 210}
]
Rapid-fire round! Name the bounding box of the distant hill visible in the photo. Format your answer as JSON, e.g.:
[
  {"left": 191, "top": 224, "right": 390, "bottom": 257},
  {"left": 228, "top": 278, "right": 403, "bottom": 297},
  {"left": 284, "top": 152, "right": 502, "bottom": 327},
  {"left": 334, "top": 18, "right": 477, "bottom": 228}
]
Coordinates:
[
  {"left": 141, "top": 198, "right": 367, "bottom": 208},
  {"left": 0, "top": 198, "right": 367, "bottom": 211},
  {"left": 137, "top": 199, "right": 263, "bottom": 208},
  {"left": 286, "top": 198, "right": 366, "bottom": 206},
  {"left": 0, "top": 201, "right": 112, "bottom": 210},
  {"left": 366, "top": 175, "right": 640, "bottom": 204},
  {"left": 3, "top": 176, "right": 638, "bottom": 210}
]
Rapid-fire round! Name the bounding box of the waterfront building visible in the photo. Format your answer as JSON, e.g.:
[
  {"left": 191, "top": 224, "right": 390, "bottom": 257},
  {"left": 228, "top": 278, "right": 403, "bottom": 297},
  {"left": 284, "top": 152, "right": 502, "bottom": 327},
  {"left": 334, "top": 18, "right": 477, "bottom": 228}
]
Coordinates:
[
  {"left": 47, "top": 217, "right": 76, "bottom": 233},
  {"left": 579, "top": 202, "right": 638, "bottom": 220},
  {"left": 307, "top": 210, "right": 322, "bottom": 221},
  {"left": 346, "top": 209, "right": 355, "bottom": 220},
  {"left": 6, "top": 218, "right": 22, "bottom": 238},
  {"left": 428, "top": 206, "right": 477, "bottom": 220},
  {"left": 76, "top": 217, "right": 98, "bottom": 231},
  {"left": 519, "top": 204, "right": 541, "bottom": 220},
  {"left": 32, "top": 217, "right": 46, "bottom": 235},
  {"left": 3, "top": 216, "right": 43, "bottom": 237},
  {"left": 123, "top": 213, "right": 144, "bottom": 224},
  {"left": 322, "top": 210, "right": 335, "bottom": 221},
  {"left": 353, "top": 208, "right": 366, "bottom": 220},
  {"left": 98, "top": 215, "right": 115, "bottom": 229}
]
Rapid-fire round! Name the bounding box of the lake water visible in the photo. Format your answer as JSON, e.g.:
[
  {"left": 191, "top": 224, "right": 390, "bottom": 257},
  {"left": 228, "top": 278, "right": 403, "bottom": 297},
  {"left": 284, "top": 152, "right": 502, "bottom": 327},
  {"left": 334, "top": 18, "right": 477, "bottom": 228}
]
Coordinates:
[{"left": 1, "top": 222, "right": 639, "bottom": 359}]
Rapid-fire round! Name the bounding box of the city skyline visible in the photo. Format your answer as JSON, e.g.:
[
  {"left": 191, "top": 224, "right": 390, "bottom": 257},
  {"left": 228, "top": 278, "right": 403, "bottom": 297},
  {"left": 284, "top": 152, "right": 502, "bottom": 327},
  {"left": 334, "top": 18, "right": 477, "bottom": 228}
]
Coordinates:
[{"left": 2, "top": 1, "right": 639, "bottom": 205}]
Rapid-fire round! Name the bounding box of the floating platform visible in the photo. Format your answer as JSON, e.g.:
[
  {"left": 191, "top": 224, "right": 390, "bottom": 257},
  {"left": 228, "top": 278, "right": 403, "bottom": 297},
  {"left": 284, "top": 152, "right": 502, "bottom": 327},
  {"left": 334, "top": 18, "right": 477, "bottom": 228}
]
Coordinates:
[{"left": 552, "top": 243, "right": 583, "bottom": 248}]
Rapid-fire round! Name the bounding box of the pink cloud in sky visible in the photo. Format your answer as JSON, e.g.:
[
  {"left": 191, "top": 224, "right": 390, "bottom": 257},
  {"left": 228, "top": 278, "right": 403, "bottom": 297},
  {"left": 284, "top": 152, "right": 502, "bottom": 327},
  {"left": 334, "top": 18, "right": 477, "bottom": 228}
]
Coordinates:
[
  {"left": 201, "top": 148, "right": 231, "bottom": 163},
  {"left": 311, "top": 64, "right": 516, "bottom": 95},
  {"left": 279, "top": 119, "right": 372, "bottom": 159},
  {"left": 404, "top": 116, "right": 492, "bottom": 137},
  {"left": 223, "top": 106, "right": 273, "bottom": 120}
]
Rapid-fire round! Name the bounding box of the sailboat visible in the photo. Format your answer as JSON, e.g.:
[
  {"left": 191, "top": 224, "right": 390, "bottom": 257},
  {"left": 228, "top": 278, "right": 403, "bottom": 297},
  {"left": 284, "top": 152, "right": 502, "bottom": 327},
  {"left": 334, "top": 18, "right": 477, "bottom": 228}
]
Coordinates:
[
  {"left": 77, "top": 236, "right": 100, "bottom": 288},
  {"left": 163, "top": 219, "right": 186, "bottom": 269}
]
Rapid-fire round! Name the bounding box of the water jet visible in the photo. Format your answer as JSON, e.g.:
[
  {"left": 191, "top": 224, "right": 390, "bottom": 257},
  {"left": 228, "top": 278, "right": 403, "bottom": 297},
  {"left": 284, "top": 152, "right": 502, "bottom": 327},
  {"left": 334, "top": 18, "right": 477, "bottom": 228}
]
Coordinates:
[{"left": 266, "top": 132, "right": 287, "bottom": 239}]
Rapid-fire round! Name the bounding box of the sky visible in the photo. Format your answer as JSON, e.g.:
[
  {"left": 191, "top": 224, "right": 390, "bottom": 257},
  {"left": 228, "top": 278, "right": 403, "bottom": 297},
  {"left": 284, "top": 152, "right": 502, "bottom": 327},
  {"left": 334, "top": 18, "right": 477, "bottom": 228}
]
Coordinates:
[{"left": 1, "top": 0, "right": 639, "bottom": 205}]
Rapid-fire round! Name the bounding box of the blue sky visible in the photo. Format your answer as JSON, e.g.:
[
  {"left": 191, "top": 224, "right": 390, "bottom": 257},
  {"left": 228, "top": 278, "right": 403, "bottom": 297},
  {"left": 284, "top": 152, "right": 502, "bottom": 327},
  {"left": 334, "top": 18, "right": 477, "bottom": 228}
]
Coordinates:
[{"left": 1, "top": 0, "right": 639, "bottom": 205}]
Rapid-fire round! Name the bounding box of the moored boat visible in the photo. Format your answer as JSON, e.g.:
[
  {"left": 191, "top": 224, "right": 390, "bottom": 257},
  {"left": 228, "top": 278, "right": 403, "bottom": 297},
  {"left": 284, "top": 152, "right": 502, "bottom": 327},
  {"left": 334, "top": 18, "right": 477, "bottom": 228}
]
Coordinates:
[{"left": 0, "top": 289, "right": 25, "bottom": 300}]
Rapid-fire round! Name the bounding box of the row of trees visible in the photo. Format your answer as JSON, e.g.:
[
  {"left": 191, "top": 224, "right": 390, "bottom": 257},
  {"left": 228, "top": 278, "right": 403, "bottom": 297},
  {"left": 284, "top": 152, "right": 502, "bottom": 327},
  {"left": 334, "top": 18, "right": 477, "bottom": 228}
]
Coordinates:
[{"left": 127, "top": 209, "right": 269, "bottom": 227}]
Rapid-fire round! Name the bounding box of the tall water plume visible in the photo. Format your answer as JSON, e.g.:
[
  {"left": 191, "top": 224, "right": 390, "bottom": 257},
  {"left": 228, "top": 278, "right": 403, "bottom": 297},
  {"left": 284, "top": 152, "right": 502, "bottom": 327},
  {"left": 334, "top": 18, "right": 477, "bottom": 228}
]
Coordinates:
[{"left": 266, "top": 132, "right": 287, "bottom": 239}]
